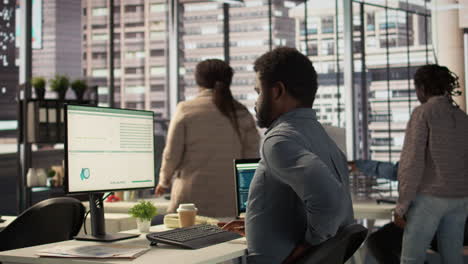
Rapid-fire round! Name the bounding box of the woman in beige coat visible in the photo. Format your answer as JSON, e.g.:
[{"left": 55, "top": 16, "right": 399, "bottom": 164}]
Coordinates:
[{"left": 155, "top": 59, "right": 260, "bottom": 217}]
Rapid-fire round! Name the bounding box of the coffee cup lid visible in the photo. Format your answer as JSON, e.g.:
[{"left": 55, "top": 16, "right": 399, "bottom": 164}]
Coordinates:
[{"left": 177, "top": 203, "right": 197, "bottom": 212}]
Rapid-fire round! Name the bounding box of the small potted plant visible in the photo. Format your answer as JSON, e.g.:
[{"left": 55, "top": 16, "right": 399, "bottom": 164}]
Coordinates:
[
  {"left": 31, "top": 77, "right": 46, "bottom": 100},
  {"left": 46, "top": 169, "right": 56, "bottom": 187},
  {"left": 49, "top": 75, "right": 69, "bottom": 100},
  {"left": 128, "top": 201, "right": 157, "bottom": 233},
  {"left": 71, "top": 79, "right": 87, "bottom": 102}
]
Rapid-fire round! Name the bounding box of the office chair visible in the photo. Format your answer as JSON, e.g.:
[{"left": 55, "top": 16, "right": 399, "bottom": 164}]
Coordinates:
[
  {"left": 295, "top": 223, "right": 368, "bottom": 264},
  {"left": 0, "top": 197, "right": 85, "bottom": 251}
]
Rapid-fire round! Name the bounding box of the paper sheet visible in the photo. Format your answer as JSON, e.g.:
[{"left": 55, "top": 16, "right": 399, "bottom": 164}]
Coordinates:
[{"left": 36, "top": 244, "right": 150, "bottom": 259}]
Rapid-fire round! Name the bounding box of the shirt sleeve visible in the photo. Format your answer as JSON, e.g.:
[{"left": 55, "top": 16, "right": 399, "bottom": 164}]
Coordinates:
[
  {"left": 396, "top": 107, "right": 428, "bottom": 216},
  {"left": 355, "top": 160, "right": 398, "bottom": 181},
  {"left": 158, "top": 103, "right": 186, "bottom": 188},
  {"left": 262, "top": 135, "right": 346, "bottom": 245}
]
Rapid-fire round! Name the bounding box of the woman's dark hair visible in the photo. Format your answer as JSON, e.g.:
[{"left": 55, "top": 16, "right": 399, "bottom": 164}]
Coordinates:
[
  {"left": 195, "top": 59, "right": 245, "bottom": 139},
  {"left": 414, "top": 64, "right": 461, "bottom": 106},
  {"left": 253, "top": 47, "right": 318, "bottom": 107}
]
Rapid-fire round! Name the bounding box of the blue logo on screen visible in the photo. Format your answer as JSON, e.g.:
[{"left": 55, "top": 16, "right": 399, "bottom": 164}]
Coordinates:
[{"left": 80, "top": 168, "right": 90, "bottom": 180}]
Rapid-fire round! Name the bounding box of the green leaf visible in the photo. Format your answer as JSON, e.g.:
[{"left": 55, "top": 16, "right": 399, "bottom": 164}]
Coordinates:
[{"left": 128, "top": 200, "right": 158, "bottom": 221}]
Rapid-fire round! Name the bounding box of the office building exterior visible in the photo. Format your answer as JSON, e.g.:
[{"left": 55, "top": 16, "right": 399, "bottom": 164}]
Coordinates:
[
  {"left": 182, "top": 0, "right": 296, "bottom": 112},
  {"left": 82, "top": 0, "right": 296, "bottom": 116},
  {"left": 290, "top": 1, "right": 432, "bottom": 161},
  {"left": 31, "top": 0, "right": 82, "bottom": 82},
  {"left": 82, "top": 0, "right": 173, "bottom": 117}
]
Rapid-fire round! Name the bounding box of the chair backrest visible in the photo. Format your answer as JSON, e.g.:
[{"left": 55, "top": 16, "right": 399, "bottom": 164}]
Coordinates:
[
  {"left": 0, "top": 197, "right": 85, "bottom": 251},
  {"left": 296, "top": 224, "right": 368, "bottom": 264}
]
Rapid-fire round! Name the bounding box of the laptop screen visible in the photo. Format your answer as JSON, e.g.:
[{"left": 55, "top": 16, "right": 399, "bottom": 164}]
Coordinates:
[{"left": 234, "top": 159, "right": 260, "bottom": 216}]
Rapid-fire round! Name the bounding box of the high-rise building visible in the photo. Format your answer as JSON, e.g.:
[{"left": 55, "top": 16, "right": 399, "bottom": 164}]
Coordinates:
[
  {"left": 182, "top": 0, "right": 297, "bottom": 111},
  {"left": 82, "top": 0, "right": 174, "bottom": 117},
  {"left": 0, "top": 0, "right": 82, "bottom": 152},
  {"left": 290, "top": 1, "right": 432, "bottom": 161},
  {"left": 0, "top": 0, "right": 18, "bottom": 147},
  {"left": 31, "top": 0, "right": 82, "bottom": 82}
]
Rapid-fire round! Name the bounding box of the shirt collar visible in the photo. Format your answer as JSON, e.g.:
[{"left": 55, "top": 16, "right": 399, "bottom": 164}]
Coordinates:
[
  {"left": 427, "top": 95, "right": 449, "bottom": 103},
  {"left": 198, "top": 89, "right": 214, "bottom": 97},
  {"left": 265, "top": 108, "right": 317, "bottom": 134}
]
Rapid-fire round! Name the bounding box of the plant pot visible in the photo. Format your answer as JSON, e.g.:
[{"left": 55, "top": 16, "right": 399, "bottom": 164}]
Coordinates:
[
  {"left": 74, "top": 89, "right": 86, "bottom": 102},
  {"left": 35, "top": 88, "right": 45, "bottom": 100},
  {"left": 57, "top": 89, "right": 67, "bottom": 101},
  {"left": 136, "top": 219, "right": 151, "bottom": 233}
]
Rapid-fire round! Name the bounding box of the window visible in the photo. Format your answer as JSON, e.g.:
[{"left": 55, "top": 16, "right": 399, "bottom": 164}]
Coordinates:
[
  {"left": 92, "top": 52, "right": 107, "bottom": 60},
  {"left": 150, "top": 31, "right": 165, "bottom": 40},
  {"left": 125, "top": 51, "right": 145, "bottom": 59},
  {"left": 151, "top": 67, "right": 166, "bottom": 76},
  {"left": 307, "top": 42, "right": 318, "bottom": 56},
  {"left": 92, "top": 7, "right": 107, "bottom": 16},
  {"left": 125, "top": 5, "right": 142, "bottom": 13},
  {"left": 367, "top": 13, "right": 375, "bottom": 31},
  {"left": 320, "top": 39, "right": 334, "bottom": 55},
  {"left": 151, "top": 85, "right": 165, "bottom": 91},
  {"left": 150, "top": 4, "right": 166, "bottom": 13},
  {"left": 92, "top": 33, "right": 108, "bottom": 41},
  {"left": 321, "top": 16, "right": 334, "bottom": 34},
  {"left": 184, "top": 3, "right": 218, "bottom": 12},
  {"left": 125, "top": 22, "right": 144, "bottom": 28},
  {"left": 151, "top": 101, "right": 165, "bottom": 108},
  {"left": 92, "top": 69, "right": 108, "bottom": 77},
  {"left": 92, "top": 24, "right": 107, "bottom": 29},
  {"left": 126, "top": 86, "right": 145, "bottom": 94},
  {"left": 150, "top": 49, "right": 164, "bottom": 57}
]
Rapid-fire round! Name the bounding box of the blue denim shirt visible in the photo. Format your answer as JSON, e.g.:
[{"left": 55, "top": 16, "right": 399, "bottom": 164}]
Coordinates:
[
  {"left": 245, "top": 108, "right": 354, "bottom": 264},
  {"left": 355, "top": 160, "right": 399, "bottom": 181}
]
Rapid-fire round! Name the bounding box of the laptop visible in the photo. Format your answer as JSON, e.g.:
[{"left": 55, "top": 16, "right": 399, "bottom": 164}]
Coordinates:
[{"left": 233, "top": 158, "right": 260, "bottom": 218}]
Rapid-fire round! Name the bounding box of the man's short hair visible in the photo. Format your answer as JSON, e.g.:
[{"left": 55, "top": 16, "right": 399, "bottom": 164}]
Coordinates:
[{"left": 253, "top": 47, "right": 318, "bottom": 107}]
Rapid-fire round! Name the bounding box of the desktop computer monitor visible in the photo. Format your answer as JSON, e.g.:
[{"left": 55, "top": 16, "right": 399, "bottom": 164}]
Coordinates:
[{"left": 65, "top": 104, "right": 156, "bottom": 242}]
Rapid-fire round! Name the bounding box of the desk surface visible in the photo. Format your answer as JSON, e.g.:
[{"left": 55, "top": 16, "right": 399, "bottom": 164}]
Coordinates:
[
  {"left": 352, "top": 201, "right": 394, "bottom": 220},
  {"left": 90, "top": 197, "right": 393, "bottom": 220},
  {"left": 0, "top": 201, "right": 392, "bottom": 264},
  {"left": 0, "top": 225, "right": 247, "bottom": 264}
]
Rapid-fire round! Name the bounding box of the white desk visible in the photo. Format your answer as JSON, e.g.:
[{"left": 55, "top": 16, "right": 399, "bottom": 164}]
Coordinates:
[
  {"left": 352, "top": 201, "right": 394, "bottom": 220},
  {"left": 0, "top": 225, "right": 247, "bottom": 264},
  {"left": 92, "top": 198, "right": 393, "bottom": 221}
]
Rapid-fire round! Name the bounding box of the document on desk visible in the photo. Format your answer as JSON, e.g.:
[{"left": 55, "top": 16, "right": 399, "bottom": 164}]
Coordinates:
[{"left": 36, "top": 244, "right": 150, "bottom": 259}]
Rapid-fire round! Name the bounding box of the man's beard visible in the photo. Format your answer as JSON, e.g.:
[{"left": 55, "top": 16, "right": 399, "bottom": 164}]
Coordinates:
[{"left": 255, "top": 95, "right": 273, "bottom": 128}]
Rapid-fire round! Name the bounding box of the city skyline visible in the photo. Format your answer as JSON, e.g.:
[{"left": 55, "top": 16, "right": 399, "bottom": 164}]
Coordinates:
[{"left": 1, "top": 0, "right": 436, "bottom": 162}]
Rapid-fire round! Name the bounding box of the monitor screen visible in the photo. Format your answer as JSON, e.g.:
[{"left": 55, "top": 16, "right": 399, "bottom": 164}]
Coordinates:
[
  {"left": 234, "top": 159, "right": 259, "bottom": 214},
  {"left": 65, "top": 105, "right": 155, "bottom": 193}
]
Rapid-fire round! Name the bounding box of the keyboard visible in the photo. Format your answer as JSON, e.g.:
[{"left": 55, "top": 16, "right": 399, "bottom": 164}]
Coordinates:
[{"left": 146, "top": 224, "right": 242, "bottom": 249}]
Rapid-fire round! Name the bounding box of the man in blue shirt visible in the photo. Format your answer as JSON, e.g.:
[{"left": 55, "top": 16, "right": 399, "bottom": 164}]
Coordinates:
[{"left": 222, "top": 47, "right": 354, "bottom": 264}]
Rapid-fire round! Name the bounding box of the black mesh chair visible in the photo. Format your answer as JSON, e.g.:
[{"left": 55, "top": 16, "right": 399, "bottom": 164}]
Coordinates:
[
  {"left": 0, "top": 197, "right": 85, "bottom": 251},
  {"left": 296, "top": 224, "right": 368, "bottom": 264}
]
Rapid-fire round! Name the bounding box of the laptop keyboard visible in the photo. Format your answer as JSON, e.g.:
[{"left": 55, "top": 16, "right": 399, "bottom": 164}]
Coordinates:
[{"left": 146, "top": 224, "right": 242, "bottom": 249}]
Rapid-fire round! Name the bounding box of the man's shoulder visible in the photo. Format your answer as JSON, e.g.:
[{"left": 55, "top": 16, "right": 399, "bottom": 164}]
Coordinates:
[{"left": 264, "top": 124, "right": 303, "bottom": 146}]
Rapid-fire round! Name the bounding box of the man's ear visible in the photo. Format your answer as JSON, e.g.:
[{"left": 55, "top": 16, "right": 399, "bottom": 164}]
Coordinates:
[{"left": 272, "top": 82, "right": 286, "bottom": 101}]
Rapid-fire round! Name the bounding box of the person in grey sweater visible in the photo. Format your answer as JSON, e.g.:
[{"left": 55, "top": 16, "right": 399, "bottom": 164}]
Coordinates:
[
  {"left": 395, "top": 64, "right": 468, "bottom": 264},
  {"left": 221, "top": 47, "right": 354, "bottom": 264}
]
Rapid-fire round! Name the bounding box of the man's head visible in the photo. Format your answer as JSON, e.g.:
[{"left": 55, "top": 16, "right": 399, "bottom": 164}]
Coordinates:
[
  {"left": 413, "top": 64, "right": 460, "bottom": 103},
  {"left": 253, "top": 47, "right": 318, "bottom": 128}
]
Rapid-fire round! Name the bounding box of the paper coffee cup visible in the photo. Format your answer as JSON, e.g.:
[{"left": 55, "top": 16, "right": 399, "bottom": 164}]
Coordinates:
[{"left": 177, "top": 203, "right": 198, "bottom": 227}]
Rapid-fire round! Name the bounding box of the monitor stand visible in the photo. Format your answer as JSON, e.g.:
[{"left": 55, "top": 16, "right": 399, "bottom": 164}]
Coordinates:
[{"left": 75, "top": 193, "right": 139, "bottom": 242}]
